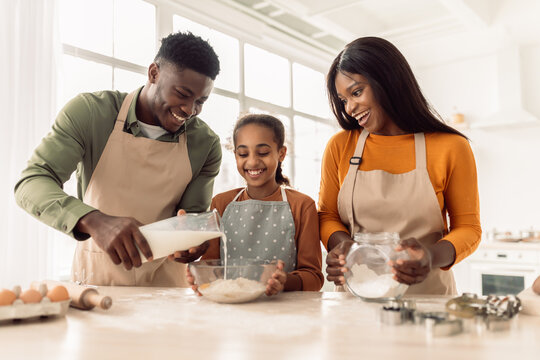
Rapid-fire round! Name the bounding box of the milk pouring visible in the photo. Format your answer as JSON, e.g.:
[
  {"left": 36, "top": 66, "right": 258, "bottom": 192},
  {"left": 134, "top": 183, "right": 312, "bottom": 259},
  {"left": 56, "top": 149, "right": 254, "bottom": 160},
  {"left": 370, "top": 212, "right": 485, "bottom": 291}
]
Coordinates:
[{"left": 138, "top": 210, "right": 223, "bottom": 262}]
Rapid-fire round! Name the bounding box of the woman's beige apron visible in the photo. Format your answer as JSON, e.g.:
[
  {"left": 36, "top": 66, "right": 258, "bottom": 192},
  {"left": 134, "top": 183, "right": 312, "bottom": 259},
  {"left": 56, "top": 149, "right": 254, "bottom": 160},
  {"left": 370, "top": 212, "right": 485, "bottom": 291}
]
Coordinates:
[
  {"left": 337, "top": 130, "right": 456, "bottom": 295},
  {"left": 72, "top": 92, "right": 191, "bottom": 287}
]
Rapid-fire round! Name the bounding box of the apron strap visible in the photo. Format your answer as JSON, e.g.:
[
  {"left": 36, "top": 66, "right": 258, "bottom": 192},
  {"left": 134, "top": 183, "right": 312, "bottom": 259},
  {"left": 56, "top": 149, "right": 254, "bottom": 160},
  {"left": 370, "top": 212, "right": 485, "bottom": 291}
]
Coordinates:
[
  {"left": 232, "top": 188, "right": 246, "bottom": 202},
  {"left": 113, "top": 91, "right": 137, "bottom": 131},
  {"left": 414, "top": 133, "right": 427, "bottom": 170},
  {"left": 347, "top": 130, "right": 369, "bottom": 235},
  {"left": 232, "top": 186, "right": 287, "bottom": 202}
]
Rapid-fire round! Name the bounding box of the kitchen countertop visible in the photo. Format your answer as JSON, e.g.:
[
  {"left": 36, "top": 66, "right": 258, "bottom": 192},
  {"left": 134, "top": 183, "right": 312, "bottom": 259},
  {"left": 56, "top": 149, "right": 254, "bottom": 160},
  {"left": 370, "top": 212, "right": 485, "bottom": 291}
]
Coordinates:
[
  {"left": 479, "top": 240, "right": 540, "bottom": 251},
  {"left": 1, "top": 287, "right": 539, "bottom": 359}
]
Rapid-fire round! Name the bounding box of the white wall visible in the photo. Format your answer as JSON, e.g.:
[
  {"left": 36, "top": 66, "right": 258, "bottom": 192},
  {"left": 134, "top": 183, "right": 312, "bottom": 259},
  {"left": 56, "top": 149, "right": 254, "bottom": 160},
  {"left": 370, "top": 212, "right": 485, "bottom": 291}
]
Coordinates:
[{"left": 410, "top": 40, "right": 540, "bottom": 234}]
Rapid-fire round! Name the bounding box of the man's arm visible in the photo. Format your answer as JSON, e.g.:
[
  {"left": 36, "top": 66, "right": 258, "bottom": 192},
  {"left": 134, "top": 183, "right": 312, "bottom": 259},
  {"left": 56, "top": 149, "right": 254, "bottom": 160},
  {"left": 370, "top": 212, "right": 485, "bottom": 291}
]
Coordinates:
[{"left": 14, "top": 94, "right": 97, "bottom": 239}]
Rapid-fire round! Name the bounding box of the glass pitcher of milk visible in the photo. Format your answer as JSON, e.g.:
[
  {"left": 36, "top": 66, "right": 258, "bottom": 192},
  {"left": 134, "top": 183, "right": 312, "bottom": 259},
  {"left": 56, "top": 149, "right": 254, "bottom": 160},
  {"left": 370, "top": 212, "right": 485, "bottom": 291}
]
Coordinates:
[{"left": 138, "top": 210, "right": 223, "bottom": 262}]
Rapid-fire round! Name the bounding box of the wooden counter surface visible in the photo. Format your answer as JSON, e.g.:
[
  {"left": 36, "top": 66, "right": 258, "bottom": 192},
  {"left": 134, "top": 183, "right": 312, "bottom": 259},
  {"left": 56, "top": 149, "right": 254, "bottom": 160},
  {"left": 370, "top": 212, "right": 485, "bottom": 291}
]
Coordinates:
[{"left": 1, "top": 287, "right": 539, "bottom": 359}]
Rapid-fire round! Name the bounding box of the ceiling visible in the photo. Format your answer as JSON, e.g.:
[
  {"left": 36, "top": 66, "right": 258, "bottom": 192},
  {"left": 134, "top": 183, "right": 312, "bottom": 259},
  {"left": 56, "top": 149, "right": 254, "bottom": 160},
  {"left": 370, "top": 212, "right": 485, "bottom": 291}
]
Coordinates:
[{"left": 218, "top": 0, "right": 540, "bottom": 56}]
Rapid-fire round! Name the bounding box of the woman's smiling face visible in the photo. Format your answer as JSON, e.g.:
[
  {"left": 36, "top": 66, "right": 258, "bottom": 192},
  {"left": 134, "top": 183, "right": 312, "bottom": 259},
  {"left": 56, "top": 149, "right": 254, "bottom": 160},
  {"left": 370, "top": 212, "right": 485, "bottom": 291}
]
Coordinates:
[
  {"left": 234, "top": 123, "right": 286, "bottom": 196},
  {"left": 334, "top": 71, "right": 402, "bottom": 135}
]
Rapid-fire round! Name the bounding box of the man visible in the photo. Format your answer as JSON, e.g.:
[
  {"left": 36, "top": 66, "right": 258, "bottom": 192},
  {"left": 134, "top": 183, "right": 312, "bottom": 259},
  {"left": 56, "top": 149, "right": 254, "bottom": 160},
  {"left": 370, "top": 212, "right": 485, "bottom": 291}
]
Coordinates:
[{"left": 14, "top": 32, "right": 221, "bottom": 286}]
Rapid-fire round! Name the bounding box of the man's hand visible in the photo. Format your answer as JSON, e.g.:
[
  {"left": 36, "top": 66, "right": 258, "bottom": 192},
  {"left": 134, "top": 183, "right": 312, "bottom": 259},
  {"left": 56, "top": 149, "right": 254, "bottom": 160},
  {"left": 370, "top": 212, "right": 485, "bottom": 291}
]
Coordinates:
[{"left": 76, "top": 211, "right": 153, "bottom": 270}]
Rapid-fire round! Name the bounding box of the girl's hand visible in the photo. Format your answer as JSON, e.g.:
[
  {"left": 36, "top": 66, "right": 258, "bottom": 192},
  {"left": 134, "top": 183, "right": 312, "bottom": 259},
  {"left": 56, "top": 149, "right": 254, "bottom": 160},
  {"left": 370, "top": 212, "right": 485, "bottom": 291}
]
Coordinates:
[
  {"left": 326, "top": 239, "right": 355, "bottom": 286},
  {"left": 265, "top": 260, "right": 286, "bottom": 296},
  {"left": 186, "top": 265, "right": 201, "bottom": 296},
  {"left": 167, "top": 209, "right": 210, "bottom": 263},
  {"left": 389, "top": 238, "right": 432, "bottom": 285}
]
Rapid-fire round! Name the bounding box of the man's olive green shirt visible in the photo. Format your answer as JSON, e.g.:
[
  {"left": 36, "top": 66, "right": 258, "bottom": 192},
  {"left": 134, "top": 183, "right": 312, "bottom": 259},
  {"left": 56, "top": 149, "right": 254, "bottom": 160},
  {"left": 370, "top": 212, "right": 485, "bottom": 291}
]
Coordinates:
[{"left": 14, "top": 87, "right": 222, "bottom": 240}]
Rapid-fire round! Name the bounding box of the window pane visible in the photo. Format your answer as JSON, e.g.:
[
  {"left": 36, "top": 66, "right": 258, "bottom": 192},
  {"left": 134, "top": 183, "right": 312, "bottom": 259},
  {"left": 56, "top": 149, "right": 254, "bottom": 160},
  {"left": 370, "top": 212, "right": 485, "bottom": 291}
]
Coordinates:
[
  {"left": 58, "top": 55, "right": 112, "bottom": 113},
  {"left": 114, "top": 0, "right": 156, "bottom": 66},
  {"left": 293, "top": 116, "right": 336, "bottom": 201},
  {"left": 245, "top": 44, "right": 290, "bottom": 107},
  {"left": 202, "top": 93, "right": 242, "bottom": 195},
  {"left": 201, "top": 93, "right": 240, "bottom": 143},
  {"left": 214, "top": 148, "right": 245, "bottom": 196},
  {"left": 173, "top": 16, "right": 240, "bottom": 93},
  {"left": 293, "top": 63, "right": 331, "bottom": 117},
  {"left": 59, "top": 0, "right": 113, "bottom": 56},
  {"left": 114, "top": 68, "right": 147, "bottom": 93}
]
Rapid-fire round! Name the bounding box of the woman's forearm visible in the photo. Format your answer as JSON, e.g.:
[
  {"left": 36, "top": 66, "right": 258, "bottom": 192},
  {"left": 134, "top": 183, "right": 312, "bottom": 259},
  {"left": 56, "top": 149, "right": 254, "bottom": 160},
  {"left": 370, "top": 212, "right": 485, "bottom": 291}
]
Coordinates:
[
  {"left": 428, "top": 239, "right": 456, "bottom": 269},
  {"left": 327, "top": 231, "right": 352, "bottom": 252}
]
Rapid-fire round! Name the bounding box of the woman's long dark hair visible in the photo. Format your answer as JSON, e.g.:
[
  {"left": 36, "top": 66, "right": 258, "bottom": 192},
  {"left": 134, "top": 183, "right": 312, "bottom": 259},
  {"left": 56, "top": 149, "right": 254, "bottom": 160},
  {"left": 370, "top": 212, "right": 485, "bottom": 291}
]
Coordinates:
[
  {"left": 233, "top": 114, "right": 291, "bottom": 186},
  {"left": 327, "top": 36, "right": 466, "bottom": 138}
]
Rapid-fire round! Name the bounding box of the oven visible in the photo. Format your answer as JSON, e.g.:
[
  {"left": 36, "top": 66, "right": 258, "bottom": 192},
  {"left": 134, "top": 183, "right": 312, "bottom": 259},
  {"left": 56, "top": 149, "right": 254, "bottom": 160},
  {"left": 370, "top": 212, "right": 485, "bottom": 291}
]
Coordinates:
[{"left": 466, "top": 247, "right": 540, "bottom": 296}]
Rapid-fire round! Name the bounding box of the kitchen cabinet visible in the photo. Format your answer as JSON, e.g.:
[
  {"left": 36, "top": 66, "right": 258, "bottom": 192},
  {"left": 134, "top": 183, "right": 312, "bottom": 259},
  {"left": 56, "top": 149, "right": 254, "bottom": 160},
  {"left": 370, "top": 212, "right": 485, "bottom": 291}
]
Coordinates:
[{"left": 1, "top": 287, "right": 538, "bottom": 359}]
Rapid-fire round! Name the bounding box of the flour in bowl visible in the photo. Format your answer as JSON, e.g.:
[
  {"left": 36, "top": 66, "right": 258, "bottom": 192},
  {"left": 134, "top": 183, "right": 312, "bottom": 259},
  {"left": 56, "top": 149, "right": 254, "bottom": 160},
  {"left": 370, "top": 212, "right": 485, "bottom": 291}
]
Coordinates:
[
  {"left": 199, "top": 278, "right": 266, "bottom": 304},
  {"left": 347, "top": 263, "right": 407, "bottom": 299}
]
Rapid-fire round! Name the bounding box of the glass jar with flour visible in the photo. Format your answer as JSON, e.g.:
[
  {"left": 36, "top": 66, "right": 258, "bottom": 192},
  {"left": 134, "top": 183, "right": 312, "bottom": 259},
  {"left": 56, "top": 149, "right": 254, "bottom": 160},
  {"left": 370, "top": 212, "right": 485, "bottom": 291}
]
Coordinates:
[{"left": 344, "top": 232, "right": 410, "bottom": 302}]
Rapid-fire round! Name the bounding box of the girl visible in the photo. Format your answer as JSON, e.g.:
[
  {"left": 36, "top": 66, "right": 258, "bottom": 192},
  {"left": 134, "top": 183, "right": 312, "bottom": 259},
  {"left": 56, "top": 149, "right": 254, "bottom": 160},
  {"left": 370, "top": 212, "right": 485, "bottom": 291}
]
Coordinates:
[
  {"left": 321, "top": 37, "right": 481, "bottom": 295},
  {"left": 188, "top": 114, "right": 324, "bottom": 295}
]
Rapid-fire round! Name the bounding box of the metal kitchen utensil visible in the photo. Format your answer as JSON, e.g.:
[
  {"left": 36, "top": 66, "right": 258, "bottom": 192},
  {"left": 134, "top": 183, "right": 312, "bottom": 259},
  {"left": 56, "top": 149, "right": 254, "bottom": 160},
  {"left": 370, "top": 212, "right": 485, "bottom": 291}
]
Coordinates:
[
  {"left": 425, "top": 317, "right": 463, "bottom": 337},
  {"left": 379, "top": 299, "right": 416, "bottom": 325},
  {"left": 413, "top": 311, "right": 449, "bottom": 325},
  {"left": 445, "top": 293, "right": 521, "bottom": 319}
]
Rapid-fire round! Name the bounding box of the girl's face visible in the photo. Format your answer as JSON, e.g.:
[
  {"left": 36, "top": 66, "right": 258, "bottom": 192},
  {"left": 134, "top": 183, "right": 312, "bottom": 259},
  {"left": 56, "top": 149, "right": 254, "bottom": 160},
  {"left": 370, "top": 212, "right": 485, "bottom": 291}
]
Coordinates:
[
  {"left": 334, "top": 71, "right": 403, "bottom": 136},
  {"left": 234, "top": 123, "right": 286, "bottom": 197}
]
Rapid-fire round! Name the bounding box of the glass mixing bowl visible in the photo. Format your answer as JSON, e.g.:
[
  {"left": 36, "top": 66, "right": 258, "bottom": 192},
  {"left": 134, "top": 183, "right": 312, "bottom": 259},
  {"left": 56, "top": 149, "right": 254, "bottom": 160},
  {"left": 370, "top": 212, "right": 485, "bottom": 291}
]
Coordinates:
[
  {"left": 344, "top": 232, "right": 410, "bottom": 302},
  {"left": 188, "top": 259, "right": 277, "bottom": 304}
]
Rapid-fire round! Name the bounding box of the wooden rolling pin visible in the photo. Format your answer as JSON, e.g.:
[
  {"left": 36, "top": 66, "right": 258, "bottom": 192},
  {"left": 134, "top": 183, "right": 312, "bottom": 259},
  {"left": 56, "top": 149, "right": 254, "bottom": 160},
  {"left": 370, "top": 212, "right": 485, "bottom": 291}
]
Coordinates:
[{"left": 31, "top": 280, "right": 112, "bottom": 310}]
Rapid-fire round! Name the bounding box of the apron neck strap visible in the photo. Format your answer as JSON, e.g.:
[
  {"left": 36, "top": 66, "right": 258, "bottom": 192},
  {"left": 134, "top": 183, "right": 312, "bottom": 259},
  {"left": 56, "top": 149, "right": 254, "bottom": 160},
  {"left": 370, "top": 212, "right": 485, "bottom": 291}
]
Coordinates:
[
  {"left": 233, "top": 186, "right": 287, "bottom": 202},
  {"left": 232, "top": 188, "right": 245, "bottom": 202},
  {"left": 345, "top": 130, "right": 369, "bottom": 236},
  {"left": 414, "top": 133, "right": 427, "bottom": 169},
  {"left": 114, "top": 91, "right": 137, "bottom": 131}
]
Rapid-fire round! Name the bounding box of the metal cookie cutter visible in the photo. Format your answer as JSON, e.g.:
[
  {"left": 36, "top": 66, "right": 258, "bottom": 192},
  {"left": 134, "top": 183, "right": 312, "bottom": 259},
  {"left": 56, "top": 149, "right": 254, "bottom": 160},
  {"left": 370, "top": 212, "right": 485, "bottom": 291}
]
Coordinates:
[
  {"left": 445, "top": 293, "right": 521, "bottom": 332},
  {"left": 379, "top": 299, "right": 416, "bottom": 325},
  {"left": 413, "top": 311, "right": 463, "bottom": 336},
  {"left": 425, "top": 317, "right": 463, "bottom": 337}
]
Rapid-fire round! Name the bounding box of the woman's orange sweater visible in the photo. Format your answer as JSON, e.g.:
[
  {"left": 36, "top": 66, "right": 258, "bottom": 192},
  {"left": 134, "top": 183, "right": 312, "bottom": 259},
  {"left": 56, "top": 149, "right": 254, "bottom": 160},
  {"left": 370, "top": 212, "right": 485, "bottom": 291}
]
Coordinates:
[{"left": 318, "top": 129, "right": 482, "bottom": 266}]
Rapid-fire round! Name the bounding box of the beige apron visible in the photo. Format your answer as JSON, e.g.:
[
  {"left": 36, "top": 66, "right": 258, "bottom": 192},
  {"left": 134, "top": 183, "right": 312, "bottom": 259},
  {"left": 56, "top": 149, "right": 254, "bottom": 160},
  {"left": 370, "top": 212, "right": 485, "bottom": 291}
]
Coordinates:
[
  {"left": 337, "top": 130, "right": 456, "bottom": 295},
  {"left": 72, "top": 91, "right": 191, "bottom": 287}
]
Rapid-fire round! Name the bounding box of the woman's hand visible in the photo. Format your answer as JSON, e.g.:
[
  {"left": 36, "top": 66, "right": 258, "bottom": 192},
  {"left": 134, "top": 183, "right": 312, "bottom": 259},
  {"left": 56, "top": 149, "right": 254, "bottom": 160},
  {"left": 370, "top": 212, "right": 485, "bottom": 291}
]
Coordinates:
[
  {"left": 325, "top": 239, "right": 355, "bottom": 286},
  {"left": 389, "top": 238, "right": 432, "bottom": 285},
  {"left": 167, "top": 209, "right": 210, "bottom": 263},
  {"left": 186, "top": 265, "right": 201, "bottom": 296},
  {"left": 265, "top": 260, "right": 286, "bottom": 296}
]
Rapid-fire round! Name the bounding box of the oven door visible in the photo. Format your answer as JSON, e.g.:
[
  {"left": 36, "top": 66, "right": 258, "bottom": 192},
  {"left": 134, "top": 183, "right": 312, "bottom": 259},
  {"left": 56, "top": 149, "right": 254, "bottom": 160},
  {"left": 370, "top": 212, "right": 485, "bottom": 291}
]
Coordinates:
[{"left": 469, "top": 262, "right": 539, "bottom": 296}]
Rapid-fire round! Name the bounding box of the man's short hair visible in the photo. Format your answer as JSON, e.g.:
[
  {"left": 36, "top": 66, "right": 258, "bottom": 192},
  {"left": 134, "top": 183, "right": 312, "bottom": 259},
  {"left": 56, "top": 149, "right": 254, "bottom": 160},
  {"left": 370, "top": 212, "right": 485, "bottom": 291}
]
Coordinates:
[{"left": 154, "top": 31, "right": 220, "bottom": 80}]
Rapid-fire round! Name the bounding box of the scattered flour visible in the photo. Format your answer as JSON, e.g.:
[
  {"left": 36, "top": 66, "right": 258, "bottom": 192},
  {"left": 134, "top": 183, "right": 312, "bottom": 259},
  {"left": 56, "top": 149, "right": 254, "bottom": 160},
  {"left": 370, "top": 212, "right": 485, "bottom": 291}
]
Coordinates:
[
  {"left": 347, "top": 263, "right": 406, "bottom": 299},
  {"left": 199, "top": 278, "right": 266, "bottom": 304}
]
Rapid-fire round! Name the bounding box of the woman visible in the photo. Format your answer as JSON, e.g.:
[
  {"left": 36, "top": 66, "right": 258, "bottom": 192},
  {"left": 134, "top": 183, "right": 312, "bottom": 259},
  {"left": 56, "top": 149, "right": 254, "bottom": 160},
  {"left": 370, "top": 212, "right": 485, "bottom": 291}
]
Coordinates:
[{"left": 319, "top": 37, "right": 481, "bottom": 295}]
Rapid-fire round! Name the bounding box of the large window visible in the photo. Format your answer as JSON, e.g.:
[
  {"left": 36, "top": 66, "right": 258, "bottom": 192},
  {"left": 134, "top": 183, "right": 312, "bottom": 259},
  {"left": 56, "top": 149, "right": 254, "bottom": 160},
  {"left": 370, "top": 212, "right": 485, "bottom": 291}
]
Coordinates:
[{"left": 55, "top": 0, "right": 338, "bottom": 278}]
